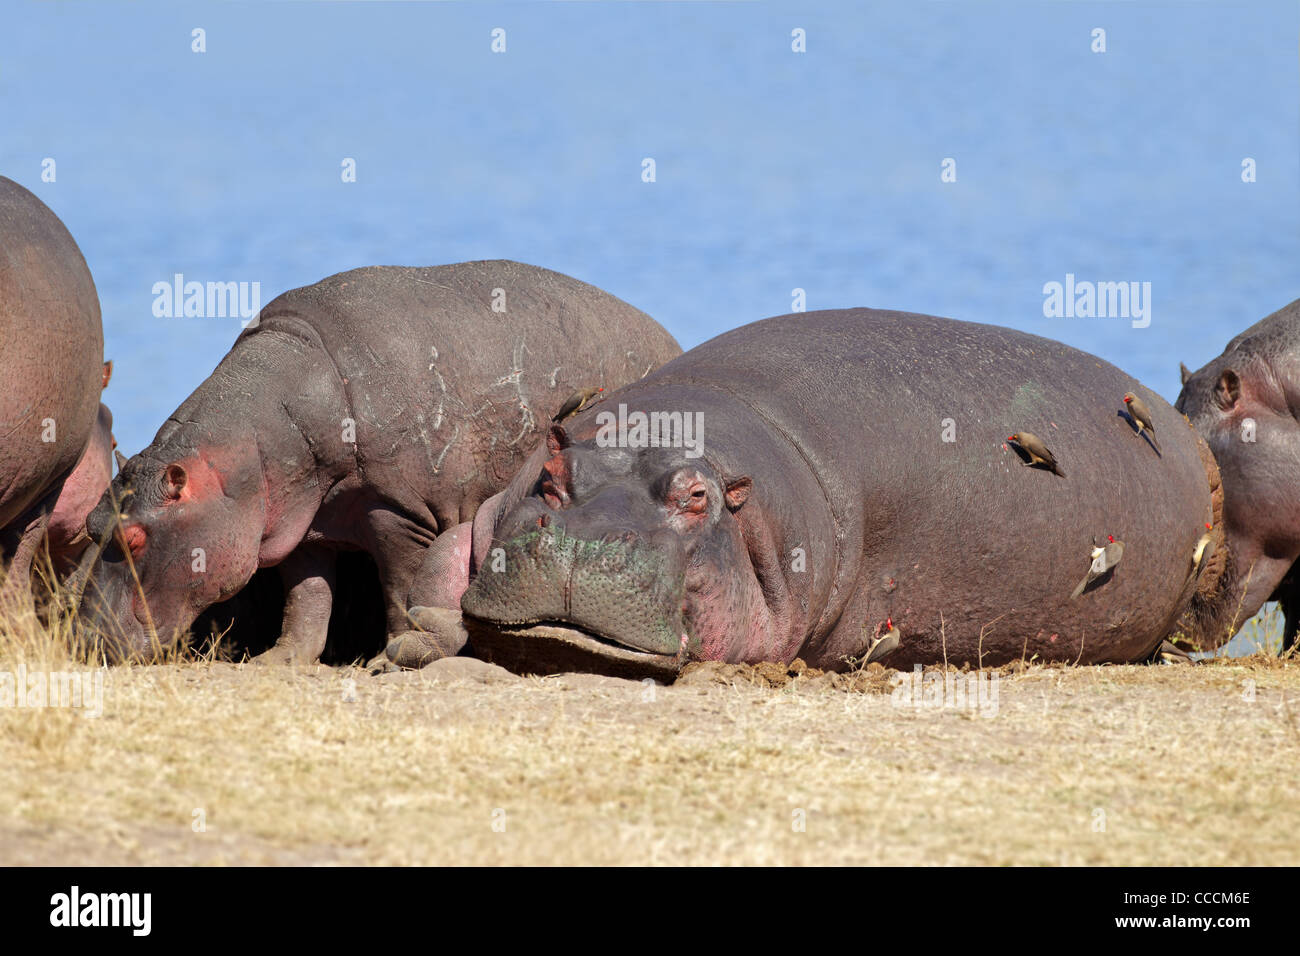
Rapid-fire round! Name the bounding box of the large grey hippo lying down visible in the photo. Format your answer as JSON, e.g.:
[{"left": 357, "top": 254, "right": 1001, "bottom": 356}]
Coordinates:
[
  {"left": 1177, "top": 297, "right": 1300, "bottom": 653},
  {"left": 383, "top": 308, "right": 1229, "bottom": 678},
  {"left": 78, "top": 261, "right": 681, "bottom": 662}
]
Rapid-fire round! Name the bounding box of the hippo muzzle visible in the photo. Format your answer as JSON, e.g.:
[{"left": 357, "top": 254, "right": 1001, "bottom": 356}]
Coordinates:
[
  {"left": 461, "top": 498, "right": 693, "bottom": 665},
  {"left": 75, "top": 498, "right": 169, "bottom": 663},
  {"left": 76, "top": 556, "right": 158, "bottom": 662}
]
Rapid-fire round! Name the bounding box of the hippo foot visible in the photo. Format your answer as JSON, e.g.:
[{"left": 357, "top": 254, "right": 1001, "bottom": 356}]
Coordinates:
[
  {"left": 370, "top": 606, "right": 469, "bottom": 672},
  {"left": 381, "top": 631, "right": 454, "bottom": 670},
  {"left": 251, "top": 643, "right": 321, "bottom": 666}
]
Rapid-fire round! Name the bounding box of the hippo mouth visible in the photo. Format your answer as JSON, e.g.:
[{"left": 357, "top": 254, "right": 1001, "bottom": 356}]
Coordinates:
[
  {"left": 463, "top": 616, "right": 684, "bottom": 681},
  {"left": 459, "top": 523, "right": 693, "bottom": 675}
]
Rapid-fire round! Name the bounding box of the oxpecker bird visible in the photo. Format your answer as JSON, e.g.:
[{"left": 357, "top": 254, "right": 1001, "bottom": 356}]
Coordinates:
[
  {"left": 1155, "top": 640, "right": 1193, "bottom": 665},
  {"left": 1123, "top": 392, "right": 1161, "bottom": 451},
  {"left": 1191, "top": 523, "right": 1215, "bottom": 575},
  {"left": 864, "top": 618, "right": 901, "bottom": 664},
  {"left": 1007, "top": 432, "right": 1065, "bottom": 477},
  {"left": 1184, "top": 523, "right": 1216, "bottom": 592},
  {"left": 553, "top": 386, "right": 604, "bottom": 422},
  {"left": 1070, "top": 535, "right": 1125, "bottom": 599}
]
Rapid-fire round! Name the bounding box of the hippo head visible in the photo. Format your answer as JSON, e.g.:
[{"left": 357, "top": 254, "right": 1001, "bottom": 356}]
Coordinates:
[
  {"left": 1176, "top": 340, "right": 1300, "bottom": 626},
  {"left": 78, "top": 445, "right": 265, "bottom": 661},
  {"left": 461, "top": 423, "right": 765, "bottom": 673}
]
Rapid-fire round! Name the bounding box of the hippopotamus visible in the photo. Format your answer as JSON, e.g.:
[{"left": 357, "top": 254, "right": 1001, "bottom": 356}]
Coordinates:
[
  {"left": 0, "top": 176, "right": 106, "bottom": 611},
  {"left": 47, "top": 362, "right": 120, "bottom": 574},
  {"left": 385, "top": 308, "right": 1227, "bottom": 677},
  {"left": 1176, "top": 297, "right": 1300, "bottom": 653},
  {"left": 78, "top": 261, "right": 681, "bottom": 662}
]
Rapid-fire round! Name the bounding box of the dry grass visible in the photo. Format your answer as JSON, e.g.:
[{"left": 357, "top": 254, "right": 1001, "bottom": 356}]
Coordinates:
[{"left": 2, "top": 585, "right": 1298, "bottom": 864}]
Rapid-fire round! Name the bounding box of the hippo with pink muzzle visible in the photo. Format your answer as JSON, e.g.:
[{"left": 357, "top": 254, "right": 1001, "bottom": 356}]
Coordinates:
[
  {"left": 77, "top": 261, "right": 680, "bottom": 662},
  {"left": 1176, "top": 297, "right": 1300, "bottom": 653},
  {"left": 384, "top": 308, "right": 1230, "bottom": 677}
]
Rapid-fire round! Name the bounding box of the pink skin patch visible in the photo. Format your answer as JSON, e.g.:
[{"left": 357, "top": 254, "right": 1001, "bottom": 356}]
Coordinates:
[{"left": 47, "top": 403, "right": 115, "bottom": 555}]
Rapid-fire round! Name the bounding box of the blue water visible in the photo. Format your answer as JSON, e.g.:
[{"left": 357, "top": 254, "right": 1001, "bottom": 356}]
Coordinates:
[{"left": 3, "top": 0, "right": 1297, "bottom": 651}]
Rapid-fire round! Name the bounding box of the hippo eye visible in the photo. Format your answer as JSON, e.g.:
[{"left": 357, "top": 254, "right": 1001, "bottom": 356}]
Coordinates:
[{"left": 677, "top": 485, "right": 709, "bottom": 515}]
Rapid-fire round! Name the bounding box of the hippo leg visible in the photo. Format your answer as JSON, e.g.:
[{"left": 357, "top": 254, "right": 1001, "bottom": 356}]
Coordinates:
[
  {"left": 0, "top": 486, "right": 61, "bottom": 617},
  {"left": 360, "top": 506, "right": 442, "bottom": 642},
  {"left": 370, "top": 522, "right": 474, "bottom": 672},
  {"left": 1277, "top": 565, "right": 1300, "bottom": 655},
  {"left": 252, "top": 545, "right": 336, "bottom": 664}
]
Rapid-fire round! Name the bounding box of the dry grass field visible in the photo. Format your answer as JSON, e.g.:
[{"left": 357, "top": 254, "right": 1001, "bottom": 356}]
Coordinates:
[{"left": 1, "top": 597, "right": 1298, "bottom": 866}]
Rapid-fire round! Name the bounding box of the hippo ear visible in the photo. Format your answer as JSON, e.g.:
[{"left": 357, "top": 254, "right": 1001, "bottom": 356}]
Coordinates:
[
  {"left": 101, "top": 360, "right": 113, "bottom": 390},
  {"left": 546, "top": 423, "right": 570, "bottom": 457},
  {"left": 164, "top": 463, "right": 188, "bottom": 500},
  {"left": 1179, "top": 361, "right": 1192, "bottom": 386},
  {"left": 724, "top": 476, "right": 753, "bottom": 511},
  {"left": 1215, "top": 369, "right": 1241, "bottom": 410}
]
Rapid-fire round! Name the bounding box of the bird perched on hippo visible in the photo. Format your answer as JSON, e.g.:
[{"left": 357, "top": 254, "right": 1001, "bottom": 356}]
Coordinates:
[
  {"left": 1176, "top": 296, "right": 1300, "bottom": 653},
  {"left": 379, "top": 308, "right": 1229, "bottom": 676},
  {"left": 0, "top": 176, "right": 117, "bottom": 613},
  {"left": 76, "top": 261, "right": 681, "bottom": 662}
]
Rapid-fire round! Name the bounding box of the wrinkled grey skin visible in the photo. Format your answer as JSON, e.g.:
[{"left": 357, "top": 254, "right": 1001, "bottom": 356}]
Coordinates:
[
  {"left": 0, "top": 176, "right": 105, "bottom": 611},
  {"left": 79, "top": 261, "right": 680, "bottom": 662},
  {"left": 401, "top": 309, "right": 1225, "bottom": 676},
  {"left": 1176, "top": 297, "right": 1300, "bottom": 653}
]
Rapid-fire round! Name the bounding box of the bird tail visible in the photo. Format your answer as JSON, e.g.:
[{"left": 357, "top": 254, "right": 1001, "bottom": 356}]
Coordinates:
[
  {"left": 1069, "top": 577, "right": 1088, "bottom": 600},
  {"left": 1052, "top": 463, "right": 1066, "bottom": 478}
]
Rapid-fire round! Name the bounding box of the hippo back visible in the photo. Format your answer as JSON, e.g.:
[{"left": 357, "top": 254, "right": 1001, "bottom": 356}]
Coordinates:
[
  {"left": 0, "top": 176, "right": 104, "bottom": 530},
  {"left": 231, "top": 261, "right": 679, "bottom": 523}
]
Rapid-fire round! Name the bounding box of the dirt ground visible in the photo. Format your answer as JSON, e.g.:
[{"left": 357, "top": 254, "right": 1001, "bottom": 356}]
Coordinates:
[{"left": 2, "top": 644, "right": 1297, "bottom": 865}]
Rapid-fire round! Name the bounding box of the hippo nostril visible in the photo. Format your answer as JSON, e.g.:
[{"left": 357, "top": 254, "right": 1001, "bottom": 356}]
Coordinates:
[{"left": 538, "top": 514, "right": 550, "bottom": 529}]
